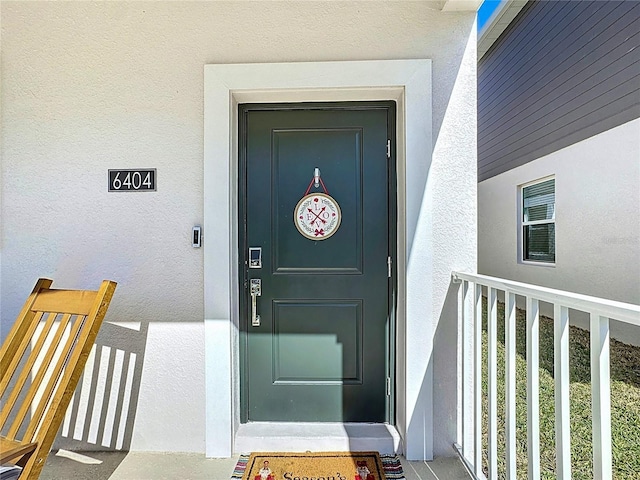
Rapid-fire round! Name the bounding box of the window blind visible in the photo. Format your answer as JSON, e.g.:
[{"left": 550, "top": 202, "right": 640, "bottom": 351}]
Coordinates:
[{"left": 523, "top": 178, "right": 555, "bottom": 263}]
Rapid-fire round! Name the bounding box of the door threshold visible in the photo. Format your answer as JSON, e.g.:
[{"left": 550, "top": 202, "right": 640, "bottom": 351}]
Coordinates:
[{"left": 235, "top": 423, "right": 402, "bottom": 454}]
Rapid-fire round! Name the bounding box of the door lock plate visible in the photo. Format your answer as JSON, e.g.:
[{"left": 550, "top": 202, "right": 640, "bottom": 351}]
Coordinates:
[{"left": 250, "top": 278, "right": 261, "bottom": 296}]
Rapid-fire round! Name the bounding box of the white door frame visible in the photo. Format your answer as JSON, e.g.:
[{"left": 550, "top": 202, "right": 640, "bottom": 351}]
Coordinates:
[{"left": 203, "top": 60, "right": 433, "bottom": 458}]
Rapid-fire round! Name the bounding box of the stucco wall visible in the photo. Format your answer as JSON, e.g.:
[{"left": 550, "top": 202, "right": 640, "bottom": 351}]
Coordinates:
[
  {"left": 1, "top": 1, "right": 476, "bottom": 455},
  {"left": 478, "top": 118, "right": 640, "bottom": 315}
]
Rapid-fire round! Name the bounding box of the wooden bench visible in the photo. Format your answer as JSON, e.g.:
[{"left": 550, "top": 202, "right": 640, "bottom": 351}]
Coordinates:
[{"left": 1, "top": 279, "right": 117, "bottom": 479}]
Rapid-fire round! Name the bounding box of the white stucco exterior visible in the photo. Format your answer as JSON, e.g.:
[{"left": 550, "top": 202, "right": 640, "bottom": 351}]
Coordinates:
[
  {"left": 479, "top": 119, "right": 640, "bottom": 330},
  {"left": 1, "top": 1, "right": 477, "bottom": 459}
]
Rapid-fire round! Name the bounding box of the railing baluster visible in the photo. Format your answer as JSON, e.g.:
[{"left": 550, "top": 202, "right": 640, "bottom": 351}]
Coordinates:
[
  {"left": 554, "top": 304, "right": 571, "bottom": 479},
  {"left": 461, "top": 280, "right": 474, "bottom": 461},
  {"left": 505, "top": 291, "right": 517, "bottom": 479},
  {"left": 591, "top": 313, "right": 612, "bottom": 479},
  {"left": 527, "top": 296, "right": 540, "bottom": 480},
  {"left": 488, "top": 287, "right": 498, "bottom": 479},
  {"left": 474, "top": 282, "right": 483, "bottom": 478}
]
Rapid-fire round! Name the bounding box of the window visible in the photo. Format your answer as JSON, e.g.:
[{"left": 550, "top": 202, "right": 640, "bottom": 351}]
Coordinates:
[{"left": 521, "top": 178, "right": 555, "bottom": 263}]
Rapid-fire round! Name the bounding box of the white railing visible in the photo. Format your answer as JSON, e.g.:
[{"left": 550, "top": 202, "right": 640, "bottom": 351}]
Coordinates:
[{"left": 451, "top": 271, "right": 640, "bottom": 480}]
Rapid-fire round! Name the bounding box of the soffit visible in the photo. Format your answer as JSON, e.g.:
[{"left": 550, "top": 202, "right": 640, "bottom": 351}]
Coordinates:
[
  {"left": 478, "top": 0, "right": 528, "bottom": 60},
  {"left": 442, "top": 0, "right": 483, "bottom": 11}
]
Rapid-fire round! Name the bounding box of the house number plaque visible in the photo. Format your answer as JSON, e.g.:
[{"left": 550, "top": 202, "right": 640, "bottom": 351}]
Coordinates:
[
  {"left": 108, "top": 169, "right": 156, "bottom": 192},
  {"left": 294, "top": 193, "right": 341, "bottom": 240}
]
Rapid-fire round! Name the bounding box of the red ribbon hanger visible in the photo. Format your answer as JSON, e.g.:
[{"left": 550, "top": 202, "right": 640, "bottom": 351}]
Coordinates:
[{"left": 303, "top": 167, "right": 329, "bottom": 195}]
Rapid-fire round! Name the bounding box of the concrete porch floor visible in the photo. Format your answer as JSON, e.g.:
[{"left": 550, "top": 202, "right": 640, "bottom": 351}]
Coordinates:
[{"left": 41, "top": 450, "right": 473, "bottom": 480}]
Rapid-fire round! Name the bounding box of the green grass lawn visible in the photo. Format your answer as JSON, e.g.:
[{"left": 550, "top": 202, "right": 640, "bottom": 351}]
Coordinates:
[{"left": 481, "top": 300, "right": 640, "bottom": 479}]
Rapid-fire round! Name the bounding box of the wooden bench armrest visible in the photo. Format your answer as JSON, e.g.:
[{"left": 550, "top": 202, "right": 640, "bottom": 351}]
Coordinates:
[{"left": 0, "top": 437, "right": 37, "bottom": 465}]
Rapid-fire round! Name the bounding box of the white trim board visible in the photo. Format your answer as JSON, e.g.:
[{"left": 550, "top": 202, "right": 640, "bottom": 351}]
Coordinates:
[
  {"left": 235, "top": 422, "right": 402, "bottom": 454},
  {"left": 203, "top": 60, "right": 432, "bottom": 458}
]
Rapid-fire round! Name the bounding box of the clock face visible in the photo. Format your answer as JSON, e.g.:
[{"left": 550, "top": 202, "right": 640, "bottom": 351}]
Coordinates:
[{"left": 294, "top": 193, "right": 342, "bottom": 240}]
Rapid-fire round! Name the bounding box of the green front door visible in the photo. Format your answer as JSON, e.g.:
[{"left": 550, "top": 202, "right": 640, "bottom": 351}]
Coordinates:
[{"left": 240, "top": 102, "right": 395, "bottom": 422}]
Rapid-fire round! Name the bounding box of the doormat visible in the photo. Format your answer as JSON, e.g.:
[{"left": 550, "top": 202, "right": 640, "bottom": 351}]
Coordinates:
[{"left": 231, "top": 452, "right": 404, "bottom": 480}]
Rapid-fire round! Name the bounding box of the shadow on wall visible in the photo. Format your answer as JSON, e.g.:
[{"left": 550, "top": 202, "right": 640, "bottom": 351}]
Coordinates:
[
  {"left": 432, "top": 281, "right": 461, "bottom": 457},
  {"left": 405, "top": 281, "right": 461, "bottom": 460},
  {"left": 433, "top": 282, "right": 462, "bottom": 456},
  {"left": 54, "top": 320, "right": 148, "bottom": 452}
]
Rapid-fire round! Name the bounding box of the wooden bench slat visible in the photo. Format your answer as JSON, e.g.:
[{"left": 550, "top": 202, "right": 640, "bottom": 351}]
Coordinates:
[
  {"left": 0, "top": 311, "right": 45, "bottom": 402},
  {"left": 31, "top": 289, "right": 98, "bottom": 316},
  {"left": 0, "top": 312, "right": 58, "bottom": 430},
  {"left": 0, "top": 279, "right": 53, "bottom": 377},
  {"left": 7, "top": 314, "right": 76, "bottom": 438}
]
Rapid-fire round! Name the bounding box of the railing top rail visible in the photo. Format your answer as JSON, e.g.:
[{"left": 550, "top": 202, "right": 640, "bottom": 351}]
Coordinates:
[{"left": 452, "top": 271, "right": 640, "bottom": 327}]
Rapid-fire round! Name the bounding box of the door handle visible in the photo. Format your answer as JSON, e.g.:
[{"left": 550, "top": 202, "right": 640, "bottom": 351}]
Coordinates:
[{"left": 250, "top": 279, "right": 262, "bottom": 326}]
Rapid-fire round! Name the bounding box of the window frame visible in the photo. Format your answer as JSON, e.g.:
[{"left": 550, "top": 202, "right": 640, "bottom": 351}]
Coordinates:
[{"left": 518, "top": 175, "right": 556, "bottom": 266}]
